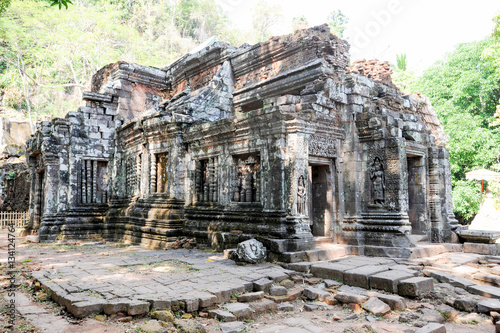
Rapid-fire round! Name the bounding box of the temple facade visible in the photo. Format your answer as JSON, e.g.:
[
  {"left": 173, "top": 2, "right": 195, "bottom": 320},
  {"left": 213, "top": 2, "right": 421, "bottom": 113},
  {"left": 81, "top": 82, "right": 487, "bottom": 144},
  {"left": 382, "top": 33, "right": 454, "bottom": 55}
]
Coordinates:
[{"left": 26, "top": 25, "right": 458, "bottom": 258}]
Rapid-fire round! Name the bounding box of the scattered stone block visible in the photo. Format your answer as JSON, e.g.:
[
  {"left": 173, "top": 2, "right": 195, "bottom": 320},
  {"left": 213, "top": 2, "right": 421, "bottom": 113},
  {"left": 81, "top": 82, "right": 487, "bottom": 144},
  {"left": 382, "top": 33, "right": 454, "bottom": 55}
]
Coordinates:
[
  {"left": 453, "top": 298, "right": 477, "bottom": 313},
  {"left": 477, "top": 299, "right": 500, "bottom": 313},
  {"left": 324, "top": 279, "right": 342, "bottom": 288},
  {"left": 343, "top": 265, "right": 390, "bottom": 289},
  {"left": 398, "top": 277, "right": 434, "bottom": 297},
  {"left": 415, "top": 323, "right": 446, "bottom": 333},
  {"left": 310, "top": 262, "right": 356, "bottom": 282},
  {"left": 370, "top": 293, "right": 406, "bottom": 311},
  {"left": 127, "top": 300, "right": 150, "bottom": 316},
  {"left": 253, "top": 278, "right": 273, "bottom": 292},
  {"left": 303, "top": 287, "right": 330, "bottom": 301},
  {"left": 277, "top": 302, "right": 294, "bottom": 311},
  {"left": 66, "top": 300, "right": 105, "bottom": 318},
  {"left": 417, "top": 308, "right": 445, "bottom": 323},
  {"left": 363, "top": 297, "right": 391, "bottom": 317},
  {"left": 248, "top": 299, "right": 277, "bottom": 313},
  {"left": 423, "top": 269, "right": 475, "bottom": 289},
  {"left": 279, "top": 279, "right": 295, "bottom": 289},
  {"left": 237, "top": 291, "right": 264, "bottom": 303},
  {"left": 269, "top": 286, "right": 287, "bottom": 296},
  {"left": 103, "top": 299, "right": 129, "bottom": 315},
  {"left": 208, "top": 309, "right": 236, "bottom": 322},
  {"left": 219, "top": 321, "right": 247, "bottom": 333},
  {"left": 436, "top": 304, "right": 458, "bottom": 321},
  {"left": 324, "top": 296, "right": 338, "bottom": 306},
  {"left": 150, "top": 310, "right": 175, "bottom": 322},
  {"left": 468, "top": 284, "right": 500, "bottom": 298},
  {"left": 370, "top": 270, "right": 414, "bottom": 293},
  {"left": 304, "top": 303, "right": 319, "bottom": 311},
  {"left": 224, "top": 302, "right": 255, "bottom": 319},
  {"left": 334, "top": 292, "right": 369, "bottom": 305}
]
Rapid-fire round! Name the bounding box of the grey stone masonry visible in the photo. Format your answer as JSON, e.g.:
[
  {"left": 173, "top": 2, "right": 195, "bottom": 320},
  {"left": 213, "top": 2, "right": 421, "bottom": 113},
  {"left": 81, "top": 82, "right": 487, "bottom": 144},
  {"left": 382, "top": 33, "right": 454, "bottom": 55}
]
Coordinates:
[{"left": 26, "top": 24, "right": 458, "bottom": 258}]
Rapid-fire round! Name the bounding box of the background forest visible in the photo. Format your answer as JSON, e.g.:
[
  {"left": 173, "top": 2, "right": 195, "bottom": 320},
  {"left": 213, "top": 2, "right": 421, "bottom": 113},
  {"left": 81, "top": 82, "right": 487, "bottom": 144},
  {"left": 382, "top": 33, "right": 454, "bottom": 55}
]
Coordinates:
[{"left": 1, "top": 0, "right": 499, "bottom": 223}]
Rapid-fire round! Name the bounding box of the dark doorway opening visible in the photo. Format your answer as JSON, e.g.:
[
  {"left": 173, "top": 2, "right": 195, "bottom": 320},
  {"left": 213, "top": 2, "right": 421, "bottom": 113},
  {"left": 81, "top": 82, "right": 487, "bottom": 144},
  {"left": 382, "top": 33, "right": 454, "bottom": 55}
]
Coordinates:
[
  {"left": 309, "top": 164, "right": 332, "bottom": 237},
  {"left": 407, "top": 156, "right": 427, "bottom": 234}
]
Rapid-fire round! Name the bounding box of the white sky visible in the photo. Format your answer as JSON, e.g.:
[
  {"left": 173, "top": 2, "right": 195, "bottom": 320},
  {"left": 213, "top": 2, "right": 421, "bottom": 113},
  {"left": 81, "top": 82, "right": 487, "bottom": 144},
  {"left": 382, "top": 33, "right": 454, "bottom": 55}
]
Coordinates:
[{"left": 216, "top": 0, "right": 500, "bottom": 72}]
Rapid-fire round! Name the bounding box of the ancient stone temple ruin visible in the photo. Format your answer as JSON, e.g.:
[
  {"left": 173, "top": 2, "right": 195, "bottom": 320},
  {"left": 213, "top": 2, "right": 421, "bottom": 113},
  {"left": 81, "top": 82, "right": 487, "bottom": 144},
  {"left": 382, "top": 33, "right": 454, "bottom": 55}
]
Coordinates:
[{"left": 26, "top": 25, "right": 458, "bottom": 258}]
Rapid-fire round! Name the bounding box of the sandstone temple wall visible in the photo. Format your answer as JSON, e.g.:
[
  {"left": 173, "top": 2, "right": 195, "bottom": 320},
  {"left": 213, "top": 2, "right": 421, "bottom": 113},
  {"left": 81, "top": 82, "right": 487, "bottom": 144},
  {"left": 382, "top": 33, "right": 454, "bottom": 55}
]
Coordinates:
[{"left": 25, "top": 25, "right": 458, "bottom": 258}]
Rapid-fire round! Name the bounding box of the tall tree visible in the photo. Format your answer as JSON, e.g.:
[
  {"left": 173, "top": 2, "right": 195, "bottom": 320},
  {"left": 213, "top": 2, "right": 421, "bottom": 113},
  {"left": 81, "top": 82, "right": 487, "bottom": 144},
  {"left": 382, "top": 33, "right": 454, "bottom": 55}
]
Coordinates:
[
  {"left": 412, "top": 39, "right": 500, "bottom": 222},
  {"left": 328, "top": 9, "right": 348, "bottom": 38},
  {"left": 251, "top": 0, "right": 282, "bottom": 42}
]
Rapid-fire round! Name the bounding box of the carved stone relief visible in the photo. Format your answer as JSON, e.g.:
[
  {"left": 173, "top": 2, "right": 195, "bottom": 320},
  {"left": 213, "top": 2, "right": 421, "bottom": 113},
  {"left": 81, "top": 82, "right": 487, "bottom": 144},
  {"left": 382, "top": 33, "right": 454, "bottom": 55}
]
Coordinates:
[{"left": 309, "top": 135, "right": 336, "bottom": 157}]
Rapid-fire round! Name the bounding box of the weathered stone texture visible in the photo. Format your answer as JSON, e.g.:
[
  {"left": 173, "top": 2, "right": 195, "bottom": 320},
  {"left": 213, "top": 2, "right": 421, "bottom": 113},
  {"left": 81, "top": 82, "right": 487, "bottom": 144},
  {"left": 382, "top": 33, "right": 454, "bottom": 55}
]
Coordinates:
[{"left": 26, "top": 24, "right": 457, "bottom": 257}]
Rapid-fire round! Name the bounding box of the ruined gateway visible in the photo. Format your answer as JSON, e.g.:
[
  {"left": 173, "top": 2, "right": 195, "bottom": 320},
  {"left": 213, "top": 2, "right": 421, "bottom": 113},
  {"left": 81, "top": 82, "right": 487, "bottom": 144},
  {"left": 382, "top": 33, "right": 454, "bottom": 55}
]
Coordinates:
[{"left": 25, "top": 25, "right": 458, "bottom": 259}]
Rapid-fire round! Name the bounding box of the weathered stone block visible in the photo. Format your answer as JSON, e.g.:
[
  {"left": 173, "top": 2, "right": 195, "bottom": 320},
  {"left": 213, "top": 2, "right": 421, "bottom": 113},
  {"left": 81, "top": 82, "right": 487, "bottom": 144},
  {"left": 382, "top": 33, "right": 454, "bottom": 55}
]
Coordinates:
[
  {"left": 208, "top": 309, "right": 236, "bottom": 322},
  {"left": 253, "top": 278, "right": 273, "bottom": 292},
  {"left": 370, "top": 293, "right": 406, "bottom": 311},
  {"left": 310, "top": 262, "right": 356, "bottom": 282},
  {"left": 370, "top": 270, "right": 414, "bottom": 293},
  {"left": 477, "top": 299, "right": 500, "bottom": 313},
  {"left": 303, "top": 287, "right": 330, "bottom": 301},
  {"left": 269, "top": 286, "right": 287, "bottom": 296},
  {"left": 415, "top": 323, "right": 446, "bottom": 333},
  {"left": 248, "top": 299, "right": 277, "bottom": 313},
  {"left": 224, "top": 302, "right": 255, "bottom": 319},
  {"left": 237, "top": 291, "right": 264, "bottom": 303},
  {"left": 334, "top": 292, "right": 369, "bottom": 305},
  {"left": 127, "top": 300, "right": 150, "bottom": 316},
  {"left": 362, "top": 297, "right": 391, "bottom": 316},
  {"left": 468, "top": 284, "right": 500, "bottom": 298},
  {"left": 453, "top": 298, "right": 477, "bottom": 312},
  {"left": 103, "top": 299, "right": 129, "bottom": 315},
  {"left": 343, "top": 265, "right": 390, "bottom": 289},
  {"left": 67, "top": 300, "right": 105, "bottom": 318},
  {"left": 398, "top": 277, "right": 434, "bottom": 297}
]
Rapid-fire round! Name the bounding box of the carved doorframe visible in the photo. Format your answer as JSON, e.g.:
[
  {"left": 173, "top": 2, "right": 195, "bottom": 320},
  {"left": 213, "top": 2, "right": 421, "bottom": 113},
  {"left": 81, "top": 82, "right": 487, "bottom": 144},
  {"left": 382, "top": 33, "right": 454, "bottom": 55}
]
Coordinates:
[{"left": 308, "top": 156, "right": 337, "bottom": 241}]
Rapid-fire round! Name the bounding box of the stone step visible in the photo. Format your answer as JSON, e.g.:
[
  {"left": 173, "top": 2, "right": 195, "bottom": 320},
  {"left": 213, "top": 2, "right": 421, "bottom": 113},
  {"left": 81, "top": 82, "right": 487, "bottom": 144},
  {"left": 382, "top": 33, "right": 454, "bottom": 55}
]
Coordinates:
[
  {"left": 279, "top": 244, "right": 348, "bottom": 263},
  {"left": 409, "top": 243, "right": 463, "bottom": 259}
]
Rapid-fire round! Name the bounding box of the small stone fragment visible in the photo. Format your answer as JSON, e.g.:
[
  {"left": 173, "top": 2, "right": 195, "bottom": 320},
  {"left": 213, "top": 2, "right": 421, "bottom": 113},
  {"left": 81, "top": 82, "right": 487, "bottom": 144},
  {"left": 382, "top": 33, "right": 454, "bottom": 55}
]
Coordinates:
[
  {"left": 269, "top": 286, "right": 288, "bottom": 296},
  {"left": 279, "top": 279, "right": 295, "bottom": 289},
  {"left": 219, "top": 321, "right": 247, "bottom": 333},
  {"left": 304, "top": 303, "right": 318, "bottom": 311},
  {"left": 278, "top": 302, "right": 294, "bottom": 311},
  {"left": 362, "top": 297, "right": 391, "bottom": 317},
  {"left": 415, "top": 323, "right": 446, "bottom": 333},
  {"left": 150, "top": 310, "right": 175, "bottom": 323}
]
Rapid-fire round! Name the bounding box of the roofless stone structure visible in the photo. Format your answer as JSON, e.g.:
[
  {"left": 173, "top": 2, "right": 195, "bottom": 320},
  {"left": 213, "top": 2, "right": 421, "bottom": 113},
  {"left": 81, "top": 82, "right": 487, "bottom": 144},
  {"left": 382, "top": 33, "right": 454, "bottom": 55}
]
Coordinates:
[{"left": 25, "top": 25, "right": 458, "bottom": 259}]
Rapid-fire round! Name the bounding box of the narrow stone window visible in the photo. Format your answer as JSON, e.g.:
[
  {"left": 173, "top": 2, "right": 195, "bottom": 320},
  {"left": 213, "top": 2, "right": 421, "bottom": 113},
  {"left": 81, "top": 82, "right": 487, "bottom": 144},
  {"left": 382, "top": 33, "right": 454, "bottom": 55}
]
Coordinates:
[
  {"left": 80, "top": 160, "right": 108, "bottom": 204},
  {"left": 155, "top": 152, "right": 168, "bottom": 193},
  {"left": 232, "top": 154, "right": 260, "bottom": 203},
  {"left": 195, "top": 157, "right": 218, "bottom": 202}
]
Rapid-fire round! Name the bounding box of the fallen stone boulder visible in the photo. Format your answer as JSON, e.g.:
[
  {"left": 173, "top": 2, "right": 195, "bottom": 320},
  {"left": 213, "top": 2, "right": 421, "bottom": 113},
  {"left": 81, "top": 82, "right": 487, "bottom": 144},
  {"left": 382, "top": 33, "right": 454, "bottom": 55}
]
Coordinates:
[{"left": 235, "top": 239, "right": 266, "bottom": 264}]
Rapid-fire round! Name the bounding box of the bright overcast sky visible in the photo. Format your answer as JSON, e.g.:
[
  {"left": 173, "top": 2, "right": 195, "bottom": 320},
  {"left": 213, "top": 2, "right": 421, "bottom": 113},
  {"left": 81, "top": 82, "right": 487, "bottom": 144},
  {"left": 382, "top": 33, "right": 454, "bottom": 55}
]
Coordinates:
[{"left": 216, "top": 0, "right": 500, "bottom": 72}]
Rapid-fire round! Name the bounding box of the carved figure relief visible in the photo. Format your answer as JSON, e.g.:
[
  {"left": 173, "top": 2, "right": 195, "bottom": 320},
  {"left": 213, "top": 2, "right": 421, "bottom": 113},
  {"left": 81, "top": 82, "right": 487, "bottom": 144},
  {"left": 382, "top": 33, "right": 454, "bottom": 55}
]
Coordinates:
[
  {"left": 369, "top": 157, "right": 385, "bottom": 205},
  {"left": 155, "top": 152, "right": 168, "bottom": 193},
  {"left": 232, "top": 154, "right": 260, "bottom": 203},
  {"left": 297, "top": 175, "right": 307, "bottom": 215}
]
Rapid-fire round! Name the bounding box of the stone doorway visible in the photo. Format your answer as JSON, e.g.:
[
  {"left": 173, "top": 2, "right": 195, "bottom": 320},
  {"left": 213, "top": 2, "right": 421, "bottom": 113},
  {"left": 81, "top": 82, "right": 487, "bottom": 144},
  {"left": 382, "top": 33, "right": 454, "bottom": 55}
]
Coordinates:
[
  {"left": 407, "top": 155, "right": 427, "bottom": 234},
  {"left": 308, "top": 163, "right": 333, "bottom": 237}
]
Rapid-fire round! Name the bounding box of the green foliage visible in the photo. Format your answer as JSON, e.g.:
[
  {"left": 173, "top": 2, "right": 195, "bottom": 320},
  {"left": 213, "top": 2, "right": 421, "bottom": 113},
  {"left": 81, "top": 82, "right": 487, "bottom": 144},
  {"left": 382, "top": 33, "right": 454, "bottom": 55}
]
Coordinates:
[
  {"left": 408, "top": 38, "right": 500, "bottom": 222},
  {"left": 396, "top": 53, "right": 407, "bottom": 71},
  {"left": 0, "top": 0, "right": 237, "bottom": 124},
  {"left": 392, "top": 68, "right": 416, "bottom": 93},
  {"left": 0, "top": 0, "right": 10, "bottom": 15},
  {"left": 50, "top": 0, "right": 72, "bottom": 10},
  {"left": 328, "top": 9, "right": 348, "bottom": 38}
]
